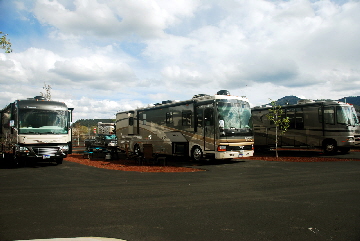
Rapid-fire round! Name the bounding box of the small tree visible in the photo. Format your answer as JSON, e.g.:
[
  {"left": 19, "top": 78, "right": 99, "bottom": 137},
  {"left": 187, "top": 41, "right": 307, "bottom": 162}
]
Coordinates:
[
  {"left": 0, "top": 31, "right": 12, "bottom": 53},
  {"left": 267, "top": 100, "right": 290, "bottom": 158},
  {"left": 40, "top": 82, "right": 52, "bottom": 100}
]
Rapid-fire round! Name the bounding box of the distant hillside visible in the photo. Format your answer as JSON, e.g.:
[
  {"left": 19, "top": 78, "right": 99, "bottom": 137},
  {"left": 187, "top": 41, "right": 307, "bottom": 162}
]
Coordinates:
[
  {"left": 338, "top": 96, "right": 360, "bottom": 111},
  {"left": 271, "top": 96, "right": 301, "bottom": 105}
]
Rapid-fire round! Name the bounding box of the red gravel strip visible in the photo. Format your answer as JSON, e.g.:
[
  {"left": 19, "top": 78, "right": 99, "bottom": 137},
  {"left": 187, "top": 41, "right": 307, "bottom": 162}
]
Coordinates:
[
  {"left": 65, "top": 149, "right": 360, "bottom": 172},
  {"left": 65, "top": 154, "right": 204, "bottom": 173},
  {"left": 246, "top": 156, "right": 360, "bottom": 162}
]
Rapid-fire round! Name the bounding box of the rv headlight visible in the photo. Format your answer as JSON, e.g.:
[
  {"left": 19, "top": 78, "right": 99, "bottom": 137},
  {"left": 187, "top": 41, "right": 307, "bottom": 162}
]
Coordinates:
[
  {"left": 217, "top": 145, "right": 227, "bottom": 152},
  {"left": 60, "top": 145, "right": 69, "bottom": 151},
  {"left": 17, "top": 146, "right": 30, "bottom": 153}
]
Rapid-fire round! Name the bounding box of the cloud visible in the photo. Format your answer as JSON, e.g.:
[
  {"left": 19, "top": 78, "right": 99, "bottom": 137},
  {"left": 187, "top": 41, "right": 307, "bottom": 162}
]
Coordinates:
[
  {"left": 51, "top": 55, "right": 137, "bottom": 85},
  {"left": 33, "top": 0, "right": 200, "bottom": 39},
  {"left": 64, "top": 96, "right": 145, "bottom": 120},
  {"left": 2, "top": 0, "right": 360, "bottom": 121}
]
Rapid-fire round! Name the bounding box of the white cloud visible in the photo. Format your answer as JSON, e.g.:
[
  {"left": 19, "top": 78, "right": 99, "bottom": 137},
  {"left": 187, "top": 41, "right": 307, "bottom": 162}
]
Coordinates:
[
  {"left": 64, "top": 97, "right": 145, "bottom": 120},
  {"left": 33, "top": 0, "right": 200, "bottom": 39},
  {"left": 1, "top": 0, "right": 360, "bottom": 121}
]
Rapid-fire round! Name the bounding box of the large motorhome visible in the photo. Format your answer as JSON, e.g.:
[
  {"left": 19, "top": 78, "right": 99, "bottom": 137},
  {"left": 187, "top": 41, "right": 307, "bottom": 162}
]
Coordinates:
[
  {"left": 116, "top": 90, "right": 254, "bottom": 161},
  {"left": 252, "top": 99, "right": 359, "bottom": 153},
  {"left": 0, "top": 96, "right": 73, "bottom": 165}
]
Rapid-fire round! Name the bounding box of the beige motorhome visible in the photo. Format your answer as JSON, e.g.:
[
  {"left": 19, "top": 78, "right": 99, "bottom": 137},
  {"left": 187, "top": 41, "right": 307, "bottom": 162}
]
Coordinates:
[
  {"left": 0, "top": 96, "right": 73, "bottom": 165},
  {"left": 252, "top": 100, "right": 359, "bottom": 154},
  {"left": 116, "top": 90, "right": 254, "bottom": 161}
]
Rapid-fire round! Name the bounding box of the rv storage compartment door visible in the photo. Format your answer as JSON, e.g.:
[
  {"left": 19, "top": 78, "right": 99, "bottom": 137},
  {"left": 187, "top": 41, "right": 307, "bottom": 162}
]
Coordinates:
[
  {"left": 165, "top": 132, "right": 188, "bottom": 142},
  {"left": 165, "top": 132, "right": 189, "bottom": 156}
]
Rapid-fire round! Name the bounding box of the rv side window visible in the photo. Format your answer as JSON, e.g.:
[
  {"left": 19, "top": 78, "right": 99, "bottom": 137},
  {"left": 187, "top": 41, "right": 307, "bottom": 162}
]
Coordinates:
[
  {"left": 197, "top": 109, "right": 203, "bottom": 127},
  {"left": 295, "top": 108, "right": 304, "bottom": 129},
  {"left": 182, "top": 111, "right": 192, "bottom": 126},
  {"left": 166, "top": 112, "right": 173, "bottom": 124},
  {"left": 129, "top": 117, "right": 134, "bottom": 126},
  {"left": 286, "top": 108, "right": 296, "bottom": 129},
  {"left": 319, "top": 107, "right": 335, "bottom": 124},
  {"left": 143, "top": 113, "right": 146, "bottom": 125},
  {"left": 204, "top": 108, "right": 214, "bottom": 126}
]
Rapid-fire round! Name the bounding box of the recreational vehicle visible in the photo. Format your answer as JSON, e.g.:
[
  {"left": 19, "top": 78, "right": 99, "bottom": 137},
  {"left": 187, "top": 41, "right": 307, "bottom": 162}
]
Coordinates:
[
  {"left": 116, "top": 90, "right": 254, "bottom": 161},
  {"left": 0, "top": 96, "right": 73, "bottom": 165},
  {"left": 252, "top": 99, "right": 359, "bottom": 154}
]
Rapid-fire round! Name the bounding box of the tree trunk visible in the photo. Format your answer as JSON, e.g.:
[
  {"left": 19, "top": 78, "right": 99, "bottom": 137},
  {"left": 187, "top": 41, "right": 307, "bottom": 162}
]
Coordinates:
[{"left": 275, "top": 126, "right": 279, "bottom": 158}]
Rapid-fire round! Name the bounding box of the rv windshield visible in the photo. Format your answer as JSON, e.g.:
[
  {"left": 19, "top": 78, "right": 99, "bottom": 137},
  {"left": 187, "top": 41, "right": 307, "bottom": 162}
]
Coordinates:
[
  {"left": 19, "top": 109, "right": 68, "bottom": 134},
  {"left": 217, "top": 99, "right": 252, "bottom": 137},
  {"left": 337, "top": 106, "right": 359, "bottom": 126}
]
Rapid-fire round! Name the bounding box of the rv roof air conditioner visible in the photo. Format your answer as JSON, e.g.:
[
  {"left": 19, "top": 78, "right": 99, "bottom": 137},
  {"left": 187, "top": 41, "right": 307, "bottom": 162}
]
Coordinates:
[
  {"left": 217, "top": 90, "right": 230, "bottom": 95},
  {"left": 28, "top": 96, "right": 46, "bottom": 101},
  {"left": 192, "top": 94, "right": 209, "bottom": 99},
  {"left": 297, "top": 99, "right": 314, "bottom": 104}
]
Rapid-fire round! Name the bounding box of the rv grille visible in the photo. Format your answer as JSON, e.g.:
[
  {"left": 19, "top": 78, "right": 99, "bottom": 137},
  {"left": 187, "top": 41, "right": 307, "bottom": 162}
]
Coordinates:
[
  {"left": 32, "top": 147, "right": 59, "bottom": 156},
  {"left": 227, "top": 145, "right": 253, "bottom": 151}
]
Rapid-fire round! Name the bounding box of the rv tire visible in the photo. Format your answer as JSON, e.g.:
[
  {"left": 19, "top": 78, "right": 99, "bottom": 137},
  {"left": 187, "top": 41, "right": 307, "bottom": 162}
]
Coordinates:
[
  {"left": 191, "top": 146, "right": 203, "bottom": 162},
  {"left": 323, "top": 140, "right": 337, "bottom": 154}
]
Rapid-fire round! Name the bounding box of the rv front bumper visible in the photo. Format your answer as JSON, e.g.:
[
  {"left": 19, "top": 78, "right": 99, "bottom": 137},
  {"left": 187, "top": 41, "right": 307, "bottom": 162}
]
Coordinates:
[
  {"left": 215, "top": 150, "right": 254, "bottom": 159},
  {"left": 16, "top": 145, "right": 69, "bottom": 159}
]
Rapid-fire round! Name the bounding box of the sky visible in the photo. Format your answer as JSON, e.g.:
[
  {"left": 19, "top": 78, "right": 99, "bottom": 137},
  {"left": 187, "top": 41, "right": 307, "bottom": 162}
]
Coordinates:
[{"left": 0, "top": 0, "right": 359, "bottom": 121}]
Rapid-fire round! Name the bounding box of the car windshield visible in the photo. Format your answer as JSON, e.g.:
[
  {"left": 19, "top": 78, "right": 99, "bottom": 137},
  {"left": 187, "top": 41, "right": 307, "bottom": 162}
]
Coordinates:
[
  {"left": 105, "top": 134, "right": 117, "bottom": 140},
  {"left": 19, "top": 109, "right": 68, "bottom": 134},
  {"left": 217, "top": 99, "right": 252, "bottom": 137}
]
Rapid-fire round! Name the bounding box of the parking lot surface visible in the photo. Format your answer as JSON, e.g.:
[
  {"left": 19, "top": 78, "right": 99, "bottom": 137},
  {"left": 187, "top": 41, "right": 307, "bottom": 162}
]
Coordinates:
[{"left": 1, "top": 155, "right": 360, "bottom": 241}]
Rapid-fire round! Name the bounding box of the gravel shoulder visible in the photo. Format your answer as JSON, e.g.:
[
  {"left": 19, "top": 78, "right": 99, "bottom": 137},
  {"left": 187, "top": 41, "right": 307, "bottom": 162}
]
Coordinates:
[{"left": 65, "top": 148, "right": 360, "bottom": 172}]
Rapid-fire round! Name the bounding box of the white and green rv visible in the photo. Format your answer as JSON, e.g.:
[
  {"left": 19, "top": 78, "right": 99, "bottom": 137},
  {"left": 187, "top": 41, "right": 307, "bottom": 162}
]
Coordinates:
[{"left": 0, "top": 96, "right": 73, "bottom": 165}]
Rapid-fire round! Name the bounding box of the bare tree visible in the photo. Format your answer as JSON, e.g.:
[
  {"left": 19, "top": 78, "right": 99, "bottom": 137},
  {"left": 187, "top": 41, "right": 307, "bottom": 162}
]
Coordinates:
[
  {"left": 267, "top": 100, "right": 290, "bottom": 158},
  {"left": 41, "top": 82, "right": 52, "bottom": 101}
]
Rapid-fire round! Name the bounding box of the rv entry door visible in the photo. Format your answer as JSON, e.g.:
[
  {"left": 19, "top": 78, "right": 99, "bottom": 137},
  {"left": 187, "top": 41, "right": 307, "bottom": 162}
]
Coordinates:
[{"left": 204, "top": 108, "right": 215, "bottom": 151}]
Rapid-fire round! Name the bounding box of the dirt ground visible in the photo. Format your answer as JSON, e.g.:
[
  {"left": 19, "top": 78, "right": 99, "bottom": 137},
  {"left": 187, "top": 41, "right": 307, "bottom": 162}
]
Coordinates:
[{"left": 65, "top": 149, "right": 360, "bottom": 173}]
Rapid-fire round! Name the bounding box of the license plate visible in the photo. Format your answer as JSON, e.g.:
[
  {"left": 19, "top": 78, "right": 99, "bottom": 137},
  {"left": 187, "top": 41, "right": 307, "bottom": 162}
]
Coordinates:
[
  {"left": 238, "top": 153, "right": 243, "bottom": 157},
  {"left": 43, "top": 155, "right": 51, "bottom": 159}
]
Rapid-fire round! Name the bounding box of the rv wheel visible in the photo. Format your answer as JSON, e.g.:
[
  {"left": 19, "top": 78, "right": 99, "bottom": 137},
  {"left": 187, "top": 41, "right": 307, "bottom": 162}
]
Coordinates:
[
  {"left": 191, "top": 146, "right": 203, "bottom": 161},
  {"left": 323, "top": 140, "right": 337, "bottom": 154}
]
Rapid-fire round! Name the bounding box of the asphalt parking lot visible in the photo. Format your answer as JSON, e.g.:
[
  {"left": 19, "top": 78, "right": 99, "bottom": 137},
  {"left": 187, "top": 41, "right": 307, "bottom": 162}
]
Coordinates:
[{"left": 1, "top": 153, "right": 360, "bottom": 241}]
